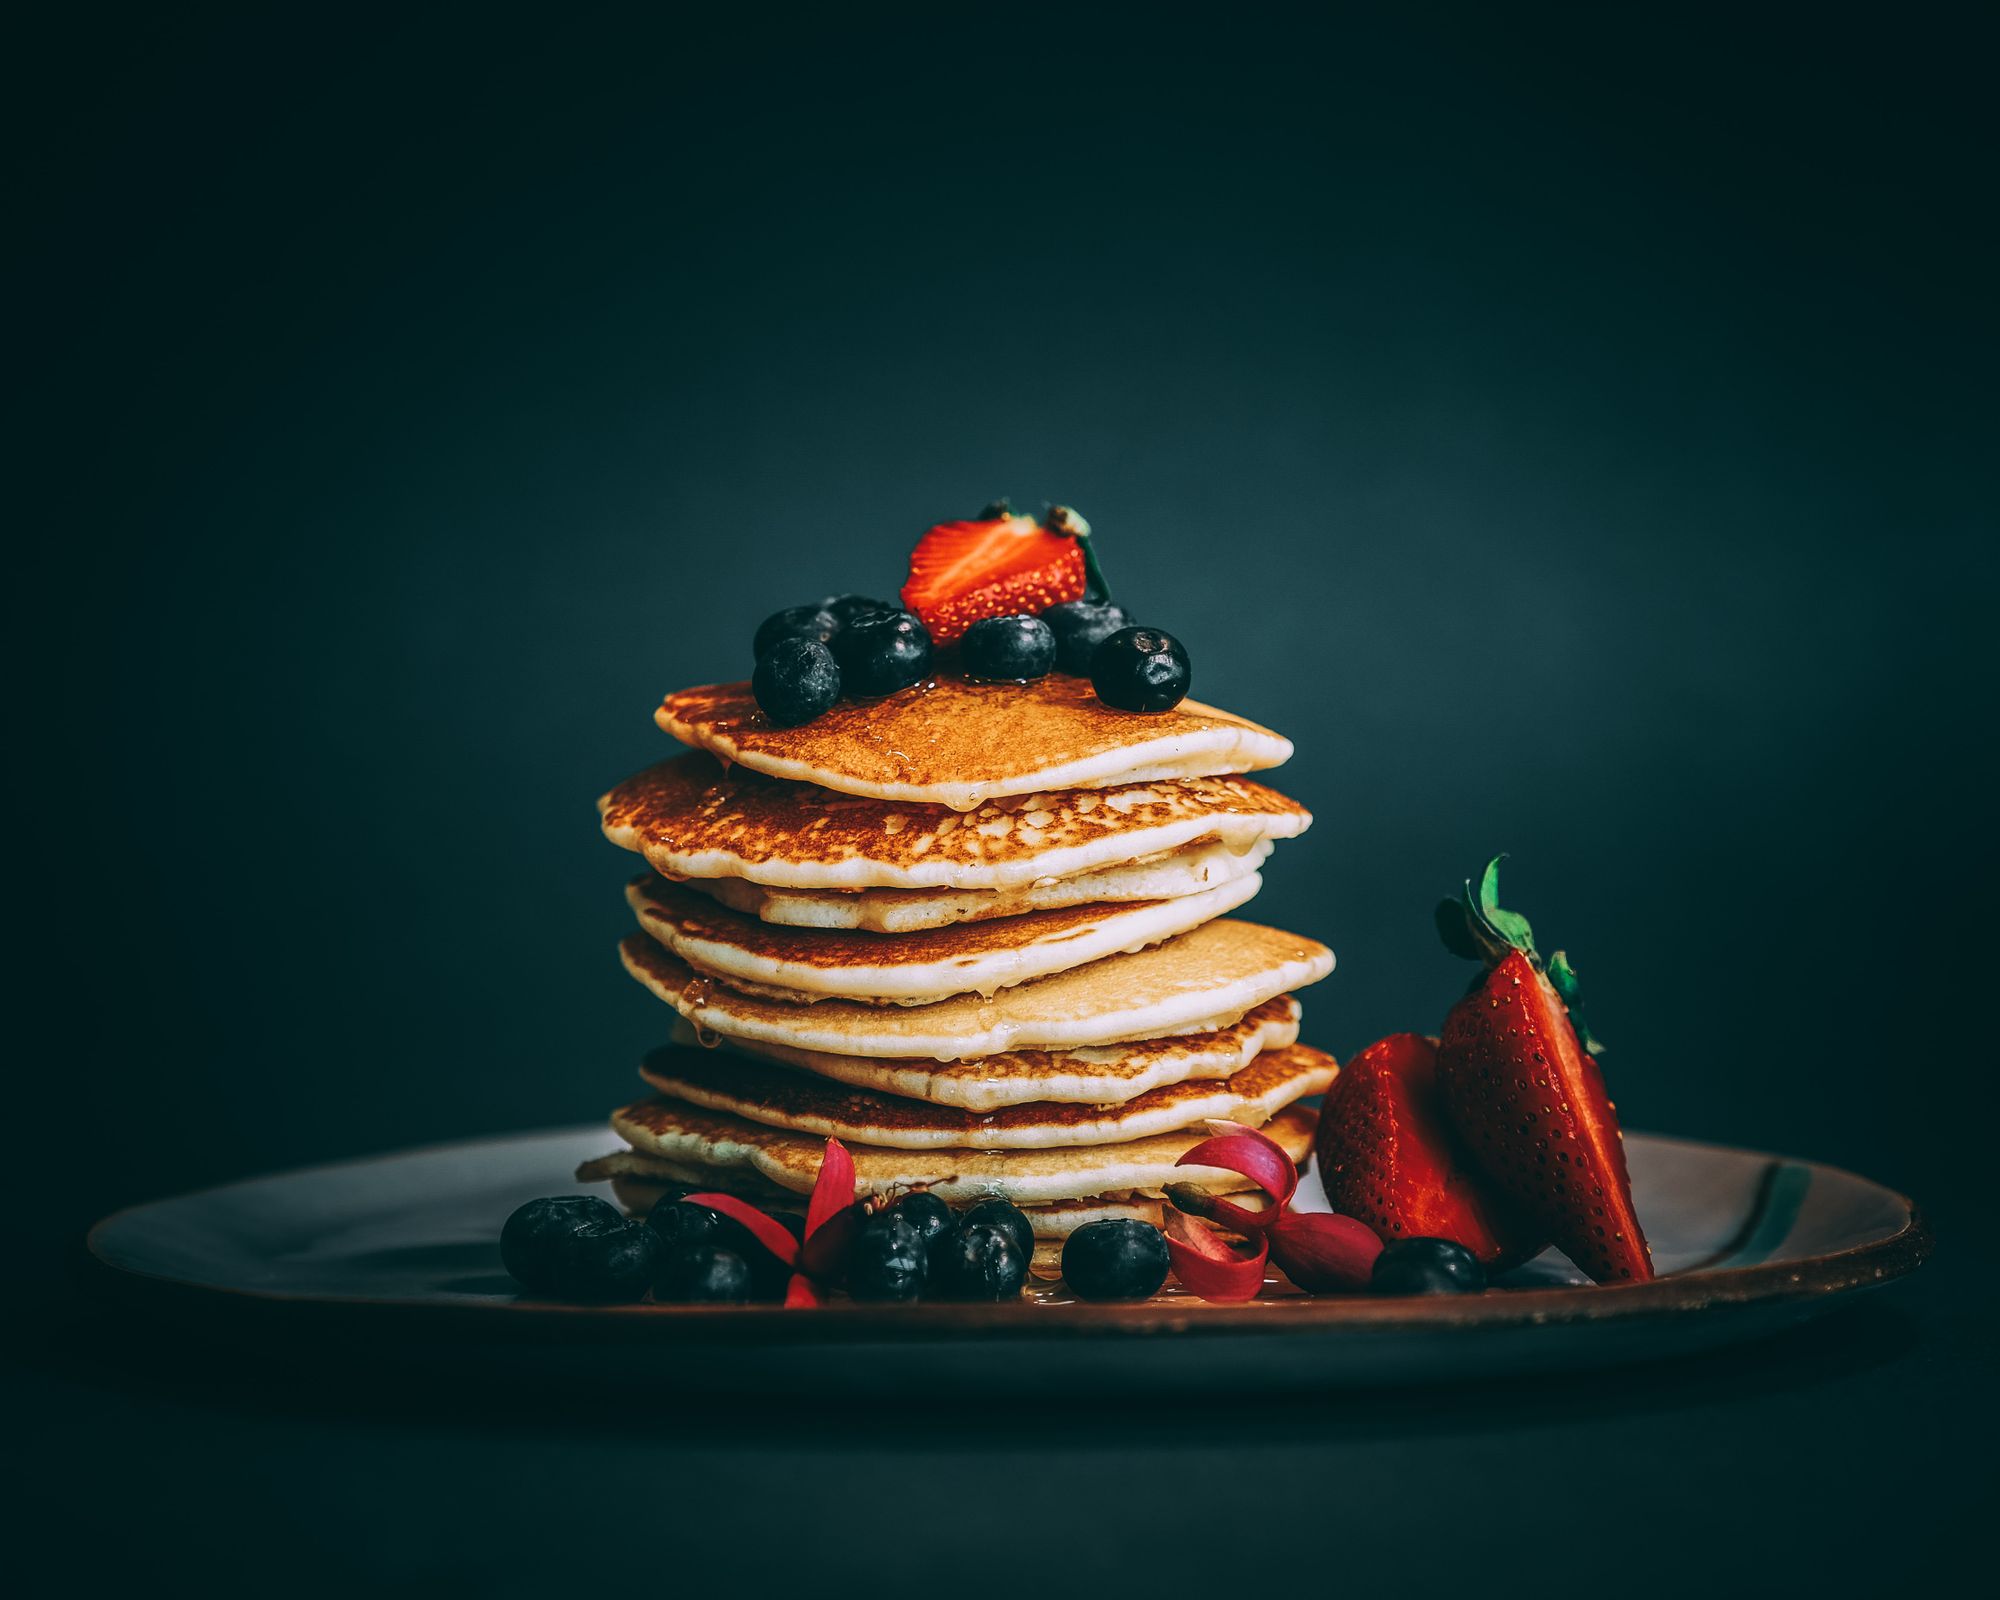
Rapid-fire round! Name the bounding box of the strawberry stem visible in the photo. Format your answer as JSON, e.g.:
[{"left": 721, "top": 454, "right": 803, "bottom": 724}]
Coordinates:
[{"left": 1435, "top": 854, "right": 1536, "bottom": 965}]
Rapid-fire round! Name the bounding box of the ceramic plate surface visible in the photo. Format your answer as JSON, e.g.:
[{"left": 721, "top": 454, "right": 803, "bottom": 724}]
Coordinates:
[{"left": 87, "top": 1128, "right": 1927, "bottom": 1392}]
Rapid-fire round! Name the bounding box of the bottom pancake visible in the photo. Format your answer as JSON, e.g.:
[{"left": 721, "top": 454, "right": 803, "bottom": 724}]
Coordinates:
[
  {"left": 602, "top": 1094, "right": 1316, "bottom": 1206},
  {"left": 582, "top": 1154, "right": 1196, "bottom": 1239}
]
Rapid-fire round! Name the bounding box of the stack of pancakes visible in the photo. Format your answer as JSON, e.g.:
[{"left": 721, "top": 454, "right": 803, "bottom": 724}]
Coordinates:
[{"left": 579, "top": 675, "right": 1336, "bottom": 1274}]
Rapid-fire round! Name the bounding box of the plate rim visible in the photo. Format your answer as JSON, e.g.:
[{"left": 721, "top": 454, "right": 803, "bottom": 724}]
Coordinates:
[{"left": 83, "top": 1126, "right": 1932, "bottom": 1344}]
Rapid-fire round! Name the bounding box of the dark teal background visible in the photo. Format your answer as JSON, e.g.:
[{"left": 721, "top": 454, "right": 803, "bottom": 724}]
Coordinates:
[{"left": 15, "top": 5, "right": 1994, "bottom": 1592}]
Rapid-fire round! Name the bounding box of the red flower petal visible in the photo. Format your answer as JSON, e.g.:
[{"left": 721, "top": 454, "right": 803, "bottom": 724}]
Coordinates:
[
  {"left": 1269, "top": 1212, "right": 1383, "bottom": 1293},
  {"left": 805, "top": 1138, "right": 857, "bottom": 1239},
  {"left": 1164, "top": 1210, "right": 1269, "bottom": 1302},
  {"left": 784, "top": 1273, "right": 824, "bottom": 1308},
  {"left": 1174, "top": 1121, "right": 1299, "bottom": 1231},
  {"left": 681, "top": 1192, "right": 801, "bottom": 1269},
  {"left": 798, "top": 1200, "right": 866, "bottom": 1282}
]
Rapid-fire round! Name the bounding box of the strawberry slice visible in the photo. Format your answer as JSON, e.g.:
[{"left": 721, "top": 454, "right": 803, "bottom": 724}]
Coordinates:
[
  {"left": 1434, "top": 859, "right": 1653, "bottom": 1283},
  {"left": 900, "top": 503, "right": 1087, "bottom": 645},
  {"left": 1313, "top": 1032, "right": 1545, "bottom": 1267}
]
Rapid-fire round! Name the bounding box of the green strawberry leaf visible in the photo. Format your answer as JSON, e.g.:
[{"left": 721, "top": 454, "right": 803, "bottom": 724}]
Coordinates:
[
  {"left": 1437, "top": 855, "right": 1537, "bottom": 964},
  {"left": 1549, "top": 949, "right": 1607, "bottom": 1057},
  {"left": 1476, "top": 855, "right": 1538, "bottom": 955}
]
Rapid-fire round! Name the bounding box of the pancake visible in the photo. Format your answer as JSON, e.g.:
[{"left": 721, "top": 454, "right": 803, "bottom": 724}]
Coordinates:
[
  {"left": 599, "top": 752, "right": 1310, "bottom": 892},
  {"left": 636, "top": 1041, "right": 1336, "bottom": 1149},
  {"left": 691, "top": 838, "right": 1273, "bottom": 933},
  {"left": 625, "top": 871, "right": 1262, "bottom": 1005},
  {"left": 665, "top": 995, "right": 1302, "bottom": 1109},
  {"left": 620, "top": 919, "right": 1334, "bottom": 1060},
  {"left": 576, "top": 1153, "right": 1190, "bottom": 1239},
  {"left": 655, "top": 675, "right": 1293, "bottom": 810},
  {"left": 605, "top": 1095, "right": 1319, "bottom": 1205}
]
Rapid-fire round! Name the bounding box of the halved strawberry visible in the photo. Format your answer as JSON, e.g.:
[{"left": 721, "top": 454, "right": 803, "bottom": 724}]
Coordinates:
[
  {"left": 1313, "top": 1032, "right": 1545, "bottom": 1267},
  {"left": 1434, "top": 859, "right": 1654, "bottom": 1284},
  {"left": 900, "top": 504, "right": 1087, "bottom": 645}
]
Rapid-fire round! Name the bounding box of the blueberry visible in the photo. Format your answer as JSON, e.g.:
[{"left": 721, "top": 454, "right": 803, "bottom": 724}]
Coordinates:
[
  {"left": 500, "top": 1195, "right": 626, "bottom": 1293},
  {"left": 936, "top": 1221, "right": 1028, "bottom": 1301},
  {"left": 819, "top": 592, "right": 897, "bottom": 626},
  {"left": 1061, "top": 1219, "right": 1170, "bottom": 1300},
  {"left": 832, "top": 609, "right": 933, "bottom": 697},
  {"left": 1090, "top": 627, "right": 1191, "bottom": 714},
  {"left": 1042, "top": 600, "right": 1134, "bottom": 676},
  {"left": 1369, "top": 1237, "right": 1487, "bottom": 1295},
  {"left": 550, "top": 1217, "right": 662, "bottom": 1302},
  {"left": 960, "top": 1197, "right": 1034, "bottom": 1264},
  {"left": 645, "top": 1197, "right": 732, "bottom": 1253},
  {"left": 961, "top": 614, "right": 1056, "bottom": 681},
  {"left": 753, "top": 636, "right": 842, "bottom": 726},
  {"left": 847, "top": 1212, "right": 929, "bottom": 1301},
  {"left": 888, "top": 1191, "right": 957, "bottom": 1270},
  {"left": 654, "top": 1243, "right": 755, "bottom": 1303},
  {"left": 754, "top": 604, "right": 840, "bottom": 660}
]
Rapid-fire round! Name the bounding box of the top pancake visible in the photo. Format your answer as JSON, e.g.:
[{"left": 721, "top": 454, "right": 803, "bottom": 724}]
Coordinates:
[
  {"left": 655, "top": 675, "right": 1293, "bottom": 810},
  {"left": 600, "top": 751, "right": 1310, "bottom": 891}
]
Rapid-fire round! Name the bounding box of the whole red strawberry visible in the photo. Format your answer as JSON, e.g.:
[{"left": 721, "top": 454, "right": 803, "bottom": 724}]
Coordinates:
[
  {"left": 1313, "top": 1032, "right": 1545, "bottom": 1267},
  {"left": 900, "top": 501, "right": 1089, "bottom": 645},
  {"left": 1434, "top": 858, "right": 1653, "bottom": 1283}
]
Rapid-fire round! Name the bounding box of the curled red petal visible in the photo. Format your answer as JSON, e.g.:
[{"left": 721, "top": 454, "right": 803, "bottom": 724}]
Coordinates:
[
  {"left": 798, "top": 1200, "right": 866, "bottom": 1282},
  {"left": 1175, "top": 1122, "right": 1298, "bottom": 1225},
  {"left": 681, "top": 1192, "right": 801, "bottom": 1269},
  {"left": 805, "top": 1138, "right": 857, "bottom": 1238},
  {"left": 1269, "top": 1212, "right": 1383, "bottom": 1293},
  {"left": 1164, "top": 1210, "right": 1269, "bottom": 1302}
]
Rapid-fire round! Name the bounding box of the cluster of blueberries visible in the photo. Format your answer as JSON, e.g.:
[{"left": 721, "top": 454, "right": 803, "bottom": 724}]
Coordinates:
[
  {"left": 500, "top": 1190, "right": 1174, "bottom": 1304},
  {"left": 751, "top": 593, "right": 1193, "bottom": 728}
]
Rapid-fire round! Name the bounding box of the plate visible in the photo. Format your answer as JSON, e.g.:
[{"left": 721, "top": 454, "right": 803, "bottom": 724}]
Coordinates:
[{"left": 86, "top": 1127, "right": 1928, "bottom": 1392}]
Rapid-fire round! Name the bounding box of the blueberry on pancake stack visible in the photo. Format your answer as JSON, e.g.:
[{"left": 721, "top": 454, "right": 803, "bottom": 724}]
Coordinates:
[{"left": 579, "top": 676, "right": 1335, "bottom": 1278}]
